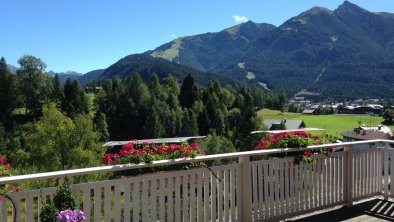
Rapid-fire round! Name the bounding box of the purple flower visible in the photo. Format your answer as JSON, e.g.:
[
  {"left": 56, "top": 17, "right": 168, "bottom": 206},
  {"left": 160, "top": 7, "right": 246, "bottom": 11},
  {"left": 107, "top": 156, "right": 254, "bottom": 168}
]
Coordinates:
[{"left": 56, "top": 209, "right": 86, "bottom": 222}]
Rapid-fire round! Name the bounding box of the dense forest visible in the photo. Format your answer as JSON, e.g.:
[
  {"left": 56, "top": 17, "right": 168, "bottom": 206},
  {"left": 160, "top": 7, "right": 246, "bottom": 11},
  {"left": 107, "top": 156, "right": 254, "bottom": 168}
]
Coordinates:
[{"left": 0, "top": 55, "right": 287, "bottom": 174}]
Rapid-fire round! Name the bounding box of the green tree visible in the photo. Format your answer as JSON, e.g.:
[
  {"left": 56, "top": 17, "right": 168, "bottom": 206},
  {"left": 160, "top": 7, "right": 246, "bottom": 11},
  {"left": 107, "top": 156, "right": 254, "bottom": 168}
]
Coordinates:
[
  {"left": 0, "top": 57, "right": 16, "bottom": 126},
  {"left": 17, "top": 55, "right": 49, "bottom": 117},
  {"left": 277, "top": 90, "right": 287, "bottom": 112},
  {"left": 94, "top": 112, "right": 110, "bottom": 142},
  {"left": 383, "top": 109, "right": 394, "bottom": 124},
  {"left": 199, "top": 134, "right": 235, "bottom": 155},
  {"left": 235, "top": 92, "right": 258, "bottom": 151},
  {"left": 52, "top": 74, "right": 63, "bottom": 105},
  {"left": 288, "top": 103, "right": 299, "bottom": 113},
  {"left": 148, "top": 72, "right": 166, "bottom": 101},
  {"left": 179, "top": 74, "right": 198, "bottom": 109},
  {"left": 143, "top": 99, "right": 165, "bottom": 138},
  {"left": 198, "top": 134, "right": 236, "bottom": 164},
  {"left": 20, "top": 103, "right": 102, "bottom": 171},
  {"left": 62, "top": 79, "right": 88, "bottom": 118}
]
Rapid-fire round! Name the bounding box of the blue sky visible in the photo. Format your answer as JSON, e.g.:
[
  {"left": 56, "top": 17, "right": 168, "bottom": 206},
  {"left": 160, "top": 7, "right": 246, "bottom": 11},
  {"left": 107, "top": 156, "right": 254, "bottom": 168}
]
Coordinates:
[{"left": 1, "top": 0, "right": 394, "bottom": 73}]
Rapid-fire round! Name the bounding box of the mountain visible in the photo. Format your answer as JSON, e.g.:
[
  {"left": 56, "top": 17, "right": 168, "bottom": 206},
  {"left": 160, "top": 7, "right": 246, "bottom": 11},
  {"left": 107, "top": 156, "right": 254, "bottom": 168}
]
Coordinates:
[
  {"left": 142, "top": 1, "right": 394, "bottom": 99},
  {"left": 147, "top": 21, "right": 276, "bottom": 72},
  {"left": 47, "top": 70, "right": 83, "bottom": 77},
  {"left": 99, "top": 54, "right": 227, "bottom": 84},
  {"left": 7, "top": 64, "right": 18, "bottom": 73},
  {"left": 79, "top": 69, "right": 105, "bottom": 85},
  {"left": 47, "top": 70, "right": 82, "bottom": 84}
]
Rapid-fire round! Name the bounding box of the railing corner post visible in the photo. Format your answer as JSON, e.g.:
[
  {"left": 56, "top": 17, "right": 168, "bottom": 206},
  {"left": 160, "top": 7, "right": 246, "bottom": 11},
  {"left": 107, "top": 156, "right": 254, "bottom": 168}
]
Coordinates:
[
  {"left": 383, "top": 142, "right": 390, "bottom": 200},
  {"left": 344, "top": 145, "right": 353, "bottom": 207},
  {"left": 239, "top": 156, "right": 252, "bottom": 222}
]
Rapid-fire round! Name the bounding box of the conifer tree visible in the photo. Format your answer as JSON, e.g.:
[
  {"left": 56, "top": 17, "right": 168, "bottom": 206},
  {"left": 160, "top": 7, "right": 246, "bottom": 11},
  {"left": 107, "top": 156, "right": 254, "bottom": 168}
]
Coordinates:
[
  {"left": 62, "top": 79, "right": 88, "bottom": 118},
  {"left": 94, "top": 112, "right": 110, "bottom": 142},
  {"left": 52, "top": 74, "right": 63, "bottom": 105},
  {"left": 179, "top": 74, "right": 198, "bottom": 109},
  {"left": 0, "top": 57, "right": 16, "bottom": 126}
]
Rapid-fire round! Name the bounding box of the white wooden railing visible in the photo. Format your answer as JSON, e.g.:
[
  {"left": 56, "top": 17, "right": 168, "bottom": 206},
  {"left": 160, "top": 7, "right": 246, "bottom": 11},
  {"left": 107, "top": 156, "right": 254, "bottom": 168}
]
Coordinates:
[{"left": 1, "top": 139, "right": 394, "bottom": 222}]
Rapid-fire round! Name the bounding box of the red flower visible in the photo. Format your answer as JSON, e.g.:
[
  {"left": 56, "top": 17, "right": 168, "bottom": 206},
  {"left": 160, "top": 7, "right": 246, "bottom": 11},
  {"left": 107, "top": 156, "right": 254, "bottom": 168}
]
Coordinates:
[
  {"left": 5, "top": 163, "right": 10, "bottom": 169},
  {"left": 103, "top": 154, "right": 114, "bottom": 165},
  {"left": 123, "top": 142, "right": 134, "bottom": 151},
  {"left": 15, "top": 187, "right": 22, "bottom": 192},
  {"left": 119, "top": 150, "right": 131, "bottom": 157},
  {"left": 0, "top": 157, "right": 4, "bottom": 164},
  {"left": 7, "top": 186, "right": 14, "bottom": 191},
  {"left": 304, "top": 151, "right": 312, "bottom": 157}
]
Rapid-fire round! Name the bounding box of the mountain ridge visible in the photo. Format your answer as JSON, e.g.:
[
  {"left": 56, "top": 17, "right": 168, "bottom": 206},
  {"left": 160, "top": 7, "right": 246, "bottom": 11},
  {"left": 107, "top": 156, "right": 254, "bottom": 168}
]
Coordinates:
[{"left": 140, "top": 1, "right": 394, "bottom": 99}]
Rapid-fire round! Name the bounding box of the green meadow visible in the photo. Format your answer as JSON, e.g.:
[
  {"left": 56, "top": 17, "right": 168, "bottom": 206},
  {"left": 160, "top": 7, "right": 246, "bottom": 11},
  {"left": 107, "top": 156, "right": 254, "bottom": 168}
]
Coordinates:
[{"left": 257, "top": 109, "right": 393, "bottom": 137}]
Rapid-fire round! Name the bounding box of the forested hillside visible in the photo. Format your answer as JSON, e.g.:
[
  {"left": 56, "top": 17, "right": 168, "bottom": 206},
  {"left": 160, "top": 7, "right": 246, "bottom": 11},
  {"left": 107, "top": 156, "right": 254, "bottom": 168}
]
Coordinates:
[
  {"left": 147, "top": 1, "right": 394, "bottom": 99},
  {"left": 0, "top": 55, "right": 286, "bottom": 174}
]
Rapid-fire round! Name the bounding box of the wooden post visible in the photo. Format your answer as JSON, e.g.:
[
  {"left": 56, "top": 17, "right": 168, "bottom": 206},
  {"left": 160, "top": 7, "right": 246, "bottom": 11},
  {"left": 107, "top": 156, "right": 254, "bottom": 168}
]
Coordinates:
[
  {"left": 343, "top": 145, "right": 353, "bottom": 206},
  {"left": 239, "top": 156, "right": 252, "bottom": 222},
  {"left": 384, "top": 142, "right": 389, "bottom": 200}
]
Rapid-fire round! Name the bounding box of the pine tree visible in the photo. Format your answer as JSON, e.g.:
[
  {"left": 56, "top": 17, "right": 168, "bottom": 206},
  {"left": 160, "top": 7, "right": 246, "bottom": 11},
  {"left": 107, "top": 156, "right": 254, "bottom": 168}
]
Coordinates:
[
  {"left": 236, "top": 92, "right": 258, "bottom": 151},
  {"left": 62, "top": 79, "right": 88, "bottom": 118},
  {"left": 0, "top": 57, "right": 16, "bottom": 126},
  {"left": 143, "top": 103, "right": 165, "bottom": 138},
  {"left": 179, "top": 74, "right": 198, "bottom": 109},
  {"left": 94, "top": 112, "right": 110, "bottom": 142},
  {"left": 52, "top": 74, "right": 63, "bottom": 105}
]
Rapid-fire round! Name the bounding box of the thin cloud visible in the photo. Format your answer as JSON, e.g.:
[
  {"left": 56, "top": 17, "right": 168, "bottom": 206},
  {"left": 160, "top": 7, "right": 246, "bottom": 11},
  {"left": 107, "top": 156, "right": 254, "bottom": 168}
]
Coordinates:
[
  {"left": 233, "top": 15, "right": 249, "bottom": 24},
  {"left": 164, "top": 34, "right": 178, "bottom": 40}
]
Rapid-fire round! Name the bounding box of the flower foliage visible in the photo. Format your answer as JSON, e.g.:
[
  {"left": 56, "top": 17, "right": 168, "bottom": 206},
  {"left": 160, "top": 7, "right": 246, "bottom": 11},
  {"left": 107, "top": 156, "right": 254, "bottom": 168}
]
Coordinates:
[
  {"left": 56, "top": 209, "right": 86, "bottom": 222},
  {"left": 255, "top": 131, "right": 321, "bottom": 165},
  {"left": 0, "top": 156, "right": 22, "bottom": 196},
  {"left": 255, "top": 131, "right": 320, "bottom": 150},
  {"left": 103, "top": 141, "right": 205, "bottom": 165}
]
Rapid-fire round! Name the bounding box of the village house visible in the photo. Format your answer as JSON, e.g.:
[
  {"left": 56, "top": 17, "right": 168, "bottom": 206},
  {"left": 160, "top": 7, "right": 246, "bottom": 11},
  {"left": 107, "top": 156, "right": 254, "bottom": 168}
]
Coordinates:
[{"left": 263, "top": 119, "right": 306, "bottom": 130}]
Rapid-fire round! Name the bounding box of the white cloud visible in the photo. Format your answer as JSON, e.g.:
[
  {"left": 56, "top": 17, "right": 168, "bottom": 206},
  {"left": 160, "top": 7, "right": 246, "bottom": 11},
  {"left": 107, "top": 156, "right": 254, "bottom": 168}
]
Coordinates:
[
  {"left": 233, "top": 15, "right": 249, "bottom": 24},
  {"left": 164, "top": 34, "right": 178, "bottom": 40}
]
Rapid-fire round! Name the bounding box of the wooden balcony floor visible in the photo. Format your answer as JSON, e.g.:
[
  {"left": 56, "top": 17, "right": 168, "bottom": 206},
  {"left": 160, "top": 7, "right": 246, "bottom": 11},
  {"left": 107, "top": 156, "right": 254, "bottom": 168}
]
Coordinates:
[{"left": 288, "top": 198, "right": 394, "bottom": 222}]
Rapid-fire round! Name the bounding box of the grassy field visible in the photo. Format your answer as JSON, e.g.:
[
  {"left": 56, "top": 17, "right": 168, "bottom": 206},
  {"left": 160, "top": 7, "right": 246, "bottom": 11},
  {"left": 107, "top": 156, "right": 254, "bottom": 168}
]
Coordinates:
[{"left": 257, "top": 109, "right": 393, "bottom": 137}]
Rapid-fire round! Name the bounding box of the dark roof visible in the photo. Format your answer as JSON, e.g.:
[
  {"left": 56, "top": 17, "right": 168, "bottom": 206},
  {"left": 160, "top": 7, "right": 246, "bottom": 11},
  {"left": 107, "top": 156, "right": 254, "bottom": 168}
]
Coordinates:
[
  {"left": 341, "top": 130, "right": 389, "bottom": 140},
  {"left": 103, "top": 136, "right": 206, "bottom": 147},
  {"left": 263, "top": 119, "right": 305, "bottom": 130},
  {"left": 302, "top": 109, "right": 316, "bottom": 114}
]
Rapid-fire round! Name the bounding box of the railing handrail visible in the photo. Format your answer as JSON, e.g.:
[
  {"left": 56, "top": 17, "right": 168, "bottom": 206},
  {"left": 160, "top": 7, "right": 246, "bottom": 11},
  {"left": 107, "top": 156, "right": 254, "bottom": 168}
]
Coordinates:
[{"left": 1, "top": 139, "right": 392, "bottom": 184}]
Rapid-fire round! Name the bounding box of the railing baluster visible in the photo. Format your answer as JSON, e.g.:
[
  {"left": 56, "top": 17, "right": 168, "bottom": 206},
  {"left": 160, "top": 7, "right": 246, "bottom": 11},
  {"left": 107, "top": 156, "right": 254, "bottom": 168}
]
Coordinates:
[
  {"left": 217, "top": 170, "right": 223, "bottom": 221},
  {"left": 289, "top": 160, "right": 294, "bottom": 214},
  {"left": 82, "top": 187, "right": 91, "bottom": 222},
  {"left": 239, "top": 156, "right": 252, "bottom": 222},
  {"left": 230, "top": 167, "right": 236, "bottom": 221},
  {"left": 114, "top": 184, "right": 122, "bottom": 222},
  {"left": 384, "top": 142, "right": 390, "bottom": 199},
  {"left": 175, "top": 176, "right": 181, "bottom": 222},
  {"left": 391, "top": 150, "right": 394, "bottom": 197},
  {"left": 133, "top": 182, "right": 139, "bottom": 222},
  {"left": 189, "top": 174, "right": 196, "bottom": 222},
  {"left": 123, "top": 182, "right": 131, "bottom": 222},
  {"left": 252, "top": 165, "right": 258, "bottom": 221},
  {"left": 159, "top": 178, "right": 165, "bottom": 222},
  {"left": 211, "top": 171, "right": 217, "bottom": 222},
  {"left": 263, "top": 162, "right": 269, "bottom": 219},
  {"left": 93, "top": 186, "right": 102, "bottom": 222},
  {"left": 151, "top": 178, "right": 157, "bottom": 222}
]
